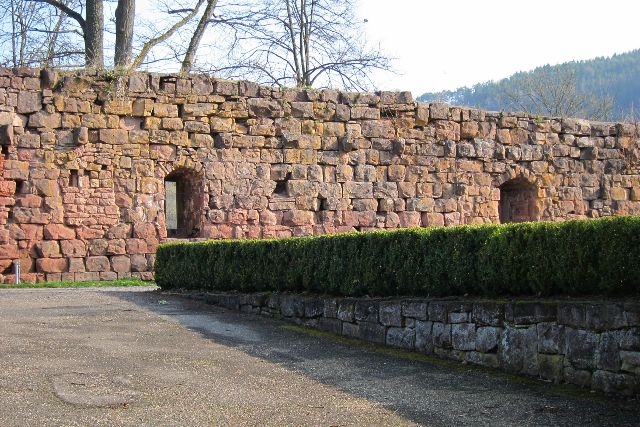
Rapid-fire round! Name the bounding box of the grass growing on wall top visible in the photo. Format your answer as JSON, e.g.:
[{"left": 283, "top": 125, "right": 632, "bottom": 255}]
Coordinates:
[{"left": 154, "top": 216, "right": 640, "bottom": 297}]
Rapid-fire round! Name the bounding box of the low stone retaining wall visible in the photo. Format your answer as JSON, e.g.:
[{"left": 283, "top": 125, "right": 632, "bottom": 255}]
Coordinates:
[{"left": 181, "top": 291, "right": 640, "bottom": 395}]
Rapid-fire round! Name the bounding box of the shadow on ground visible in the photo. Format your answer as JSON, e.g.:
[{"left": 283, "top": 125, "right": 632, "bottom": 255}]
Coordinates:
[{"left": 111, "top": 289, "right": 640, "bottom": 427}]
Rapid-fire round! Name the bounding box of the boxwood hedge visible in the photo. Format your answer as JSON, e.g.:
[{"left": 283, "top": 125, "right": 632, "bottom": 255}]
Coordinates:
[{"left": 154, "top": 216, "right": 640, "bottom": 297}]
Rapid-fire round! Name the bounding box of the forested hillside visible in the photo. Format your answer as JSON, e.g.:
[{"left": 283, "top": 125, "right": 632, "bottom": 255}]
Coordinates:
[{"left": 418, "top": 49, "right": 640, "bottom": 121}]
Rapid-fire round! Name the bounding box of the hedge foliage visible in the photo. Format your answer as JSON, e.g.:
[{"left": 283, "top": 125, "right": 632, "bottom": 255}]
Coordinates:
[{"left": 155, "top": 216, "right": 640, "bottom": 297}]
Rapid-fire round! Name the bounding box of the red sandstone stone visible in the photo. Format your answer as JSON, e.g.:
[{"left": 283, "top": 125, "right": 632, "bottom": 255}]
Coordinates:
[
  {"left": 125, "top": 239, "right": 147, "bottom": 254},
  {"left": 107, "top": 239, "right": 126, "bottom": 255},
  {"left": 44, "top": 224, "right": 75, "bottom": 240},
  {"left": 110, "top": 255, "right": 131, "bottom": 273},
  {"left": 0, "top": 244, "right": 19, "bottom": 259},
  {"left": 60, "top": 240, "right": 86, "bottom": 257},
  {"left": 133, "top": 223, "right": 156, "bottom": 240},
  {"left": 282, "top": 210, "right": 315, "bottom": 226},
  {"left": 68, "top": 257, "right": 85, "bottom": 272},
  {"left": 36, "top": 257, "right": 67, "bottom": 273},
  {"left": 86, "top": 256, "right": 110, "bottom": 272},
  {"left": 36, "top": 240, "right": 60, "bottom": 258},
  {"left": 17, "top": 91, "right": 41, "bottom": 113},
  {"left": 0, "top": 181, "right": 16, "bottom": 197},
  {"left": 130, "top": 254, "right": 148, "bottom": 272},
  {"left": 76, "top": 226, "right": 104, "bottom": 240},
  {"left": 106, "top": 223, "right": 131, "bottom": 239}
]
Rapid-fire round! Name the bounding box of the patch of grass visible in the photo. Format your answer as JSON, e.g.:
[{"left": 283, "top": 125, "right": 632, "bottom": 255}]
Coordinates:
[
  {"left": 282, "top": 324, "right": 609, "bottom": 402},
  {"left": 0, "top": 279, "right": 156, "bottom": 289}
]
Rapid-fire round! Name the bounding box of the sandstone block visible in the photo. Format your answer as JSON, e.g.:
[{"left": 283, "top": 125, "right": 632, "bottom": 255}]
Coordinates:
[
  {"left": 153, "top": 103, "right": 179, "bottom": 118},
  {"left": 68, "top": 257, "right": 85, "bottom": 273},
  {"left": 247, "top": 98, "right": 282, "bottom": 117},
  {"left": 106, "top": 223, "right": 132, "bottom": 239},
  {"left": 107, "top": 239, "right": 127, "bottom": 255},
  {"left": 111, "top": 255, "right": 131, "bottom": 273},
  {"left": 415, "top": 320, "right": 434, "bottom": 353},
  {"left": 36, "top": 257, "right": 67, "bottom": 273},
  {"left": 86, "top": 256, "right": 110, "bottom": 272},
  {"left": 133, "top": 223, "right": 156, "bottom": 239},
  {"left": 432, "top": 322, "right": 452, "bottom": 348},
  {"left": 402, "top": 302, "right": 427, "bottom": 320},
  {"left": 279, "top": 294, "right": 304, "bottom": 317},
  {"left": 0, "top": 244, "right": 19, "bottom": 259},
  {"left": 28, "top": 112, "right": 61, "bottom": 129},
  {"left": 357, "top": 321, "right": 386, "bottom": 344},
  {"left": 429, "top": 103, "right": 449, "bottom": 120},
  {"left": 476, "top": 326, "right": 501, "bottom": 353},
  {"left": 60, "top": 239, "right": 86, "bottom": 257},
  {"left": 125, "top": 239, "right": 148, "bottom": 254},
  {"left": 379, "top": 302, "right": 402, "bottom": 327},
  {"left": 36, "top": 240, "right": 60, "bottom": 258},
  {"left": 130, "top": 254, "right": 148, "bottom": 272},
  {"left": 99, "top": 129, "right": 128, "bottom": 145},
  {"left": 282, "top": 210, "right": 314, "bottom": 226},
  {"left": 33, "top": 179, "right": 58, "bottom": 197},
  {"left": 460, "top": 121, "right": 479, "bottom": 139},
  {"left": 17, "top": 91, "right": 41, "bottom": 113},
  {"left": 452, "top": 323, "right": 476, "bottom": 351},
  {"left": 89, "top": 239, "right": 108, "bottom": 256},
  {"left": 563, "top": 327, "right": 598, "bottom": 370},
  {"left": 386, "top": 327, "right": 415, "bottom": 349},
  {"left": 499, "top": 325, "right": 539, "bottom": 376},
  {"left": 337, "top": 300, "right": 355, "bottom": 322},
  {"left": 591, "top": 370, "right": 638, "bottom": 395},
  {"left": 537, "top": 322, "right": 562, "bottom": 354}
]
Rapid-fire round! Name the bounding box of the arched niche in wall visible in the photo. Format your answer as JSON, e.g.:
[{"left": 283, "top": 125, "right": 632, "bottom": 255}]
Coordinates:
[
  {"left": 499, "top": 177, "right": 539, "bottom": 223},
  {"left": 164, "top": 167, "right": 204, "bottom": 238}
]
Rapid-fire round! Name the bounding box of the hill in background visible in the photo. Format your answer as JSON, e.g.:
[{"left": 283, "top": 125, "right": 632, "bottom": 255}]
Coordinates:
[{"left": 417, "top": 49, "right": 640, "bottom": 121}]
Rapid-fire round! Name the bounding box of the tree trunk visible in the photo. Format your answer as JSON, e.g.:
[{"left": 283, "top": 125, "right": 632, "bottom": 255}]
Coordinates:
[
  {"left": 115, "top": 0, "right": 135, "bottom": 68},
  {"left": 42, "top": 10, "right": 66, "bottom": 68},
  {"left": 180, "top": 0, "right": 217, "bottom": 74},
  {"left": 85, "top": 0, "right": 104, "bottom": 69}
]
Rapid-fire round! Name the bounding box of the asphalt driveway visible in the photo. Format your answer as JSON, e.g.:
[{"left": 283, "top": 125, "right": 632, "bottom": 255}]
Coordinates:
[{"left": 0, "top": 287, "right": 637, "bottom": 426}]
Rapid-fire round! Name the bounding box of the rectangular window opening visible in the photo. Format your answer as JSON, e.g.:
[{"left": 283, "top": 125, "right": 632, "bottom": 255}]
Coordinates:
[
  {"left": 165, "top": 180, "right": 178, "bottom": 234},
  {"left": 69, "top": 170, "right": 79, "bottom": 187},
  {"left": 274, "top": 172, "right": 291, "bottom": 196}
]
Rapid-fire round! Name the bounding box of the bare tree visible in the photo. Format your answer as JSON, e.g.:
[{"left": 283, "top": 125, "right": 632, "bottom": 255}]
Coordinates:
[
  {"left": 16, "top": 0, "right": 217, "bottom": 71},
  {"left": 0, "top": 0, "right": 85, "bottom": 68},
  {"left": 129, "top": 0, "right": 207, "bottom": 70},
  {"left": 500, "top": 67, "right": 614, "bottom": 121},
  {"left": 114, "top": 0, "right": 135, "bottom": 67},
  {"left": 204, "top": 0, "right": 391, "bottom": 90},
  {"left": 29, "top": 0, "right": 104, "bottom": 68},
  {"left": 180, "top": 0, "right": 218, "bottom": 73}
]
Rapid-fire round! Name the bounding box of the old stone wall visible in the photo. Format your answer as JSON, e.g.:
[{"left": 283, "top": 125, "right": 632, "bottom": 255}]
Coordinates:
[
  {"left": 181, "top": 291, "right": 640, "bottom": 396},
  {"left": 0, "top": 68, "right": 640, "bottom": 282}
]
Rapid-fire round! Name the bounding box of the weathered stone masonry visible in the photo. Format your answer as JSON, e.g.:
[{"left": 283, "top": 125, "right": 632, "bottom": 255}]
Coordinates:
[
  {"left": 1, "top": 68, "right": 640, "bottom": 282},
  {"left": 183, "top": 292, "right": 640, "bottom": 395}
]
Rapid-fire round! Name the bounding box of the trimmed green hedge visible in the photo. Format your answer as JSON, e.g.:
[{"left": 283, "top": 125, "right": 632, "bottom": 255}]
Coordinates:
[{"left": 155, "top": 216, "right": 640, "bottom": 297}]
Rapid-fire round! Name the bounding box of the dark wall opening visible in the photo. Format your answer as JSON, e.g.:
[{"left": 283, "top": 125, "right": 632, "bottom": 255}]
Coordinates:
[
  {"left": 499, "top": 178, "right": 538, "bottom": 223},
  {"left": 164, "top": 168, "right": 204, "bottom": 238}
]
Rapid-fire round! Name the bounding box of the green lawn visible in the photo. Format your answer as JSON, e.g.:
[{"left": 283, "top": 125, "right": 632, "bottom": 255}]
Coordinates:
[{"left": 0, "top": 279, "right": 156, "bottom": 289}]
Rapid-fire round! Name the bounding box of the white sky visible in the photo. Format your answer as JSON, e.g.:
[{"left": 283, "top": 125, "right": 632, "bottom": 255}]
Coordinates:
[{"left": 358, "top": 0, "right": 640, "bottom": 96}]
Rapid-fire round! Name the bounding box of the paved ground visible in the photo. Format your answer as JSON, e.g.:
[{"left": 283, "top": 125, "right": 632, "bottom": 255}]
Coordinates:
[{"left": 0, "top": 288, "right": 638, "bottom": 427}]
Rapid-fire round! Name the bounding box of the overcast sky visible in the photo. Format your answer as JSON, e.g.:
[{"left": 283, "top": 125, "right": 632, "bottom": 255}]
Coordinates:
[{"left": 358, "top": 0, "right": 640, "bottom": 96}]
